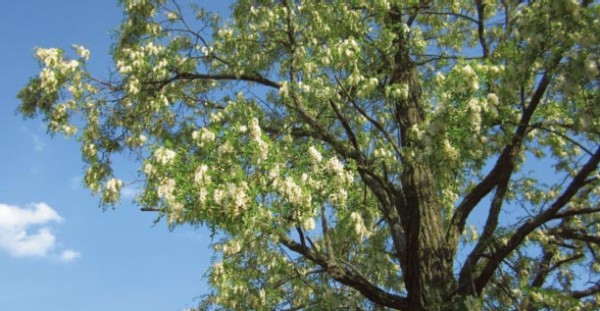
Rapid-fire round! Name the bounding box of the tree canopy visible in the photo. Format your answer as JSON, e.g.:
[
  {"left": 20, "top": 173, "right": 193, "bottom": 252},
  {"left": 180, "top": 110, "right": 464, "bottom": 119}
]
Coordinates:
[{"left": 18, "top": 0, "right": 600, "bottom": 310}]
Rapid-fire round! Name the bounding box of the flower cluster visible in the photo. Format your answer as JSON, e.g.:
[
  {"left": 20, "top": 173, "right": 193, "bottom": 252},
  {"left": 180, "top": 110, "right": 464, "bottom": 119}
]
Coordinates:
[
  {"left": 308, "top": 146, "right": 323, "bottom": 163},
  {"left": 325, "top": 157, "right": 353, "bottom": 186},
  {"left": 73, "top": 45, "right": 90, "bottom": 60},
  {"left": 350, "top": 212, "right": 370, "bottom": 239},
  {"left": 192, "top": 128, "right": 216, "bottom": 146},
  {"left": 213, "top": 182, "right": 250, "bottom": 216},
  {"left": 157, "top": 178, "right": 176, "bottom": 202},
  {"left": 35, "top": 48, "right": 80, "bottom": 93},
  {"left": 248, "top": 118, "right": 268, "bottom": 161},
  {"left": 103, "top": 178, "right": 123, "bottom": 204},
  {"left": 278, "top": 177, "right": 309, "bottom": 206},
  {"left": 153, "top": 147, "right": 176, "bottom": 165}
]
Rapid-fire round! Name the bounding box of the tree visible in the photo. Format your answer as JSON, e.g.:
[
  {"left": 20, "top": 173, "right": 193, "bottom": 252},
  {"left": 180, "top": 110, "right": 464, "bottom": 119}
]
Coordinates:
[{"left": 17, "top": 0, "right": 600, "bottom": 309}]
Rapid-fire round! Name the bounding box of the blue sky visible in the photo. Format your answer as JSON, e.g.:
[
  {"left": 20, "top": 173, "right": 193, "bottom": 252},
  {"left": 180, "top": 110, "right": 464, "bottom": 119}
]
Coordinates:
[{"left": 0, "top": 2, "right": 230, "bottom": 310}]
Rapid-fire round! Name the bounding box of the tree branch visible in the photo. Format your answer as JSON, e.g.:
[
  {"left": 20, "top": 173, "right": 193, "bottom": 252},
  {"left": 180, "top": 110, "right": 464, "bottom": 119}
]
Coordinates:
[
  {"left": 471, "top": 145, "right": 600, "bottom": 295},
  {"left": 458, "top": 167, "right": 511, "bottom": 290},
  {"left": 553, "top": 206, "right": 600, "bottom": 219},
  {"left": 278, "top": 233, "right": 409, "bottom": 310},
  {"left": 448, "top": 69, "right": 555, "bottom": 248},
  {"left": 140, "top": 207, "right": 165, "bottom": 212},
  {"left": 475, "top": 0, "right": 489, "bottom": 58},
  {"left": 549, "top": 228, "right": 600, "bottom": 245},
  {"left": 570, "top": 282, "right": 600, "bottom": 299},
  {"left": 172, "top": 72, "right": 281, "bottom": 89}
]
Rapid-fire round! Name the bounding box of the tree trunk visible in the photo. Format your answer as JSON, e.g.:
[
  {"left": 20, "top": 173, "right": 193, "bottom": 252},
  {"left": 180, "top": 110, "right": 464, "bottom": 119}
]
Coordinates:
[
  {"left": 390, "top": 33, "right": 457, "bottom": 311},
  {"left": 399, "top": 164, "right": 456, "bottom": 310}
]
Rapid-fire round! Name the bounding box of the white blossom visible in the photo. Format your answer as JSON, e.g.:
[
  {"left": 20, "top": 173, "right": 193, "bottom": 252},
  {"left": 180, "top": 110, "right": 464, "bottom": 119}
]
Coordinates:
[
  {"left": 209, "top": 111, "right": 224, "bottom": 123},
  {"left": 279, "top": 177, "right": 304, "bottom": 206},
  {"left": 442, "top": 139, "right": 459, "bottom": 161},
  {"left": 226, "top": 182, "right": 249, "bottom": 211},
  {"left": 194, "top": 165, "right": 210, "bottom": 185},
  {"left": 192, "top": 128, "right": 216, "bottom": 145},
  {"left": 435, "top": 72, "right": 445, "bottom": 84},
  {"left": 143, "top": 163, "right": 155, "bottom": 176},
  {"left": 350, "top": 212, "right": 370, "bottom": 239},
  {"left": 168, "top": 202, "right": 184, "bottom": 224},
  {"left": 103, "top": 178, "right": 123, "bottom": 203},
  {"left": 461, "top": 64, "right": 475, "bottom": 76},
  {"left": 218, "top": 142, "right": 234, "bottom": 156},
  {"left": 35, "top": 48, "right": 61, "bottom": 67},
  {"left": 256, "top": 139, "right": 269, "bottom": 161},
  {"left": 83, "top": 143, "right": 97, "bottom": 158},
  {"left": 487, "top": 93, "right": 499, "bottom": 106},
  {"left": 64, "top": 59, "right": 79, "bottom": 72},
  {"left": 154, "top": 147, "right": 176, "bottom": 165},
  {"left": 308, "top": 146, "right": 323, "bottom": 163},
  {"left": 325, "top": 157, "right": 344, "bottom": 175},
  {"left": 73, "top": 45, "right": 90, "bottom": 60},
  {"left": 249, "top": 118, "right": 262, "bottom": 140},
  {"left": 39, "top": 69, "right": 58, "bottom": 91},
  {"left": 106, "top": 178, "right": 123, "bottom": 193},
  {"left": 223, "top": 240, "right": 242, "bottom": 255},
  {"left": 213, "top": 189, "right": 225, "bottom": 206},
  {"left": 167, "top": 11, "right": 178, "bottom": 20},
  {"left": 198, "top": 188, "right": 208, "bottom": 205},
  {"left": 157, "top": 178, "right": 176, "bottom": 202},
  {"left": 511, "top": 288, "right": 522, "bottom": 298},
  {"left": 329, "top": 188, "right": 348, "bottom": 206},
  {"left": 126, "top": 77, "right": 140, "bottom": 95},
  {"left": 302, "top": 217, "right": 316, "bottom": 231}
]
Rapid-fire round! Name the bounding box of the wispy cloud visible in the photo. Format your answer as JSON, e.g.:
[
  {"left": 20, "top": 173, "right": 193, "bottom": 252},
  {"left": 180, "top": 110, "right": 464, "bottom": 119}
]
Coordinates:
[
  {"left": 0, "top": 203, "right": 80, "bottom": 262},
  {"left": 121, "top": 185, "right": 140, "bottom": 199},
  {"left": 69, "top": 176, "right": 83, "bottom": 191},
  {"left": 31, "top": 133, "right": 45, "bottom": 152},
  {"left": 21, "top": 127, "right": 45, "bottom": 152},
  {"left": 58, "top": 249, "right": 81, "bottom": 263}
]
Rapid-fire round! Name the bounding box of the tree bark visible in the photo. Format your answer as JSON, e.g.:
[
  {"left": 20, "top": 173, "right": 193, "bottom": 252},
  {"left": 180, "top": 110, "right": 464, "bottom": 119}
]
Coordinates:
[
  {"left": 389, "top": 30, "right": 457, "bottom": 311},
  {"left": 399, "top": 165, "right": 456, "bottom": 310}
]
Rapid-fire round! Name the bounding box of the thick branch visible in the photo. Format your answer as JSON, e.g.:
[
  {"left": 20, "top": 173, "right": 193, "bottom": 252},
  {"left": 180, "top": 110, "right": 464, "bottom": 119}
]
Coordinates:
[
  {"left": 554, "top": 206, "right": 600, "bottom": 219},
  {"left": 471, "top": 145, "right": 600, "bottom": 295},
  {"left": 530, "top": 250, "right": 554, "bottom": 288},
  {"left": 278, "top": 234, "right": 409, "bottom": 310},
  {"left": 549, "top": 228, "right": 600, "bottom": 245},
  {"left": 475, "top": 0, "right": 489, "bottom": 58},
  {"left": 165, "top": 72, "right": 281, "bottom": 89},
  {"left": 448, "top": 70, "right": 554, "bottom": 248},
  {"left": 458, "top": 168, "right": 510, "bottom": 290},
  {"left": 570, "top": 282, "right": 600, "bottom": 299}
]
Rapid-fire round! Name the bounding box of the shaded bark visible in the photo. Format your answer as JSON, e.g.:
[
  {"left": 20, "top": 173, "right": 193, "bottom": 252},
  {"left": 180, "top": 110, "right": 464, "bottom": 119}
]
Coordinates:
[{"left": 388, "top": 7, "right": 456, "bottom": 309}]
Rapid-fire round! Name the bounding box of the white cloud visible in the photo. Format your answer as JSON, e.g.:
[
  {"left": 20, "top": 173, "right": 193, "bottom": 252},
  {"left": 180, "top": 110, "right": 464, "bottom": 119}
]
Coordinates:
[
  {"left": 0, "top": 203, "right": 79, "bottom": 262},
  {"left": 58, "top": 249, "right": 81, "bottom": 263}
]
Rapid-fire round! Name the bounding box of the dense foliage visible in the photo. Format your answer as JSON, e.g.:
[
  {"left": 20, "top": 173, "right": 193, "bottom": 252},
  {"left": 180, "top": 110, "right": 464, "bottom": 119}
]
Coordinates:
[{"left": 18, "top": 0, "right": 600, "bottom": 310}]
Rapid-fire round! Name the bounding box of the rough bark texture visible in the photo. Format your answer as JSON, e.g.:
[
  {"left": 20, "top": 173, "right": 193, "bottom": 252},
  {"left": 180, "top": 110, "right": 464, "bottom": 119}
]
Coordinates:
[
  {"left": 399, "top": 165, "right": 455, "bottom": 310},
  {"left": 389, "top": 24, "right": 457, "bottom": 310}
]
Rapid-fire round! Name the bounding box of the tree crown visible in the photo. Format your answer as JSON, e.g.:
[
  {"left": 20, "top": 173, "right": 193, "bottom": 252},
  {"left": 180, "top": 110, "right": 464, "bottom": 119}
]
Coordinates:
[{"left": 18, "top": 0, "right": 600, "bottom": 310}]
